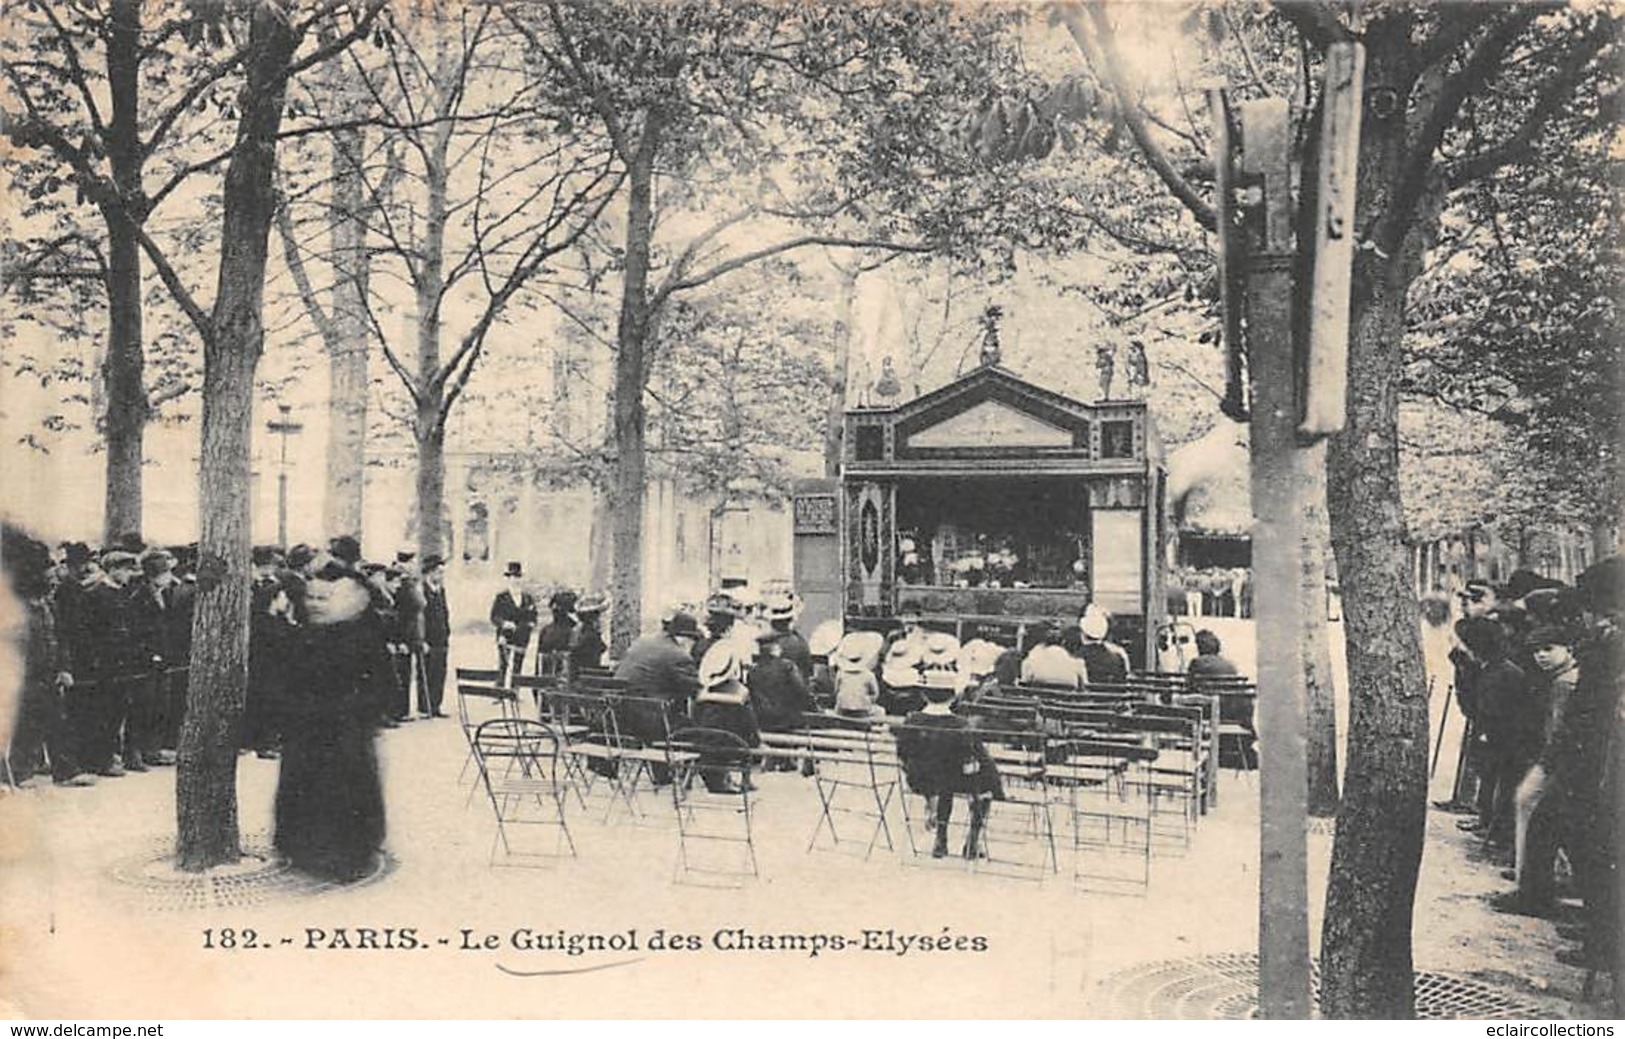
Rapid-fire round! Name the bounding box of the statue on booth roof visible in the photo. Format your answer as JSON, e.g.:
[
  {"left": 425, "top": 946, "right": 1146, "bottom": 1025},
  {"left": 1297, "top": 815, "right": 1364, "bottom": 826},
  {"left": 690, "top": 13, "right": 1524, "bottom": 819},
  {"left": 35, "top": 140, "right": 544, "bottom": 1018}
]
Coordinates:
[
  {"left": 1125, "top": 339, "right": 1150, "bottom": 398},
  {"left": 1095, "top": 343, "right": 1116, "bottom": 401},
  {"left": 872, "top": 356, "right": 902, "bottom": 403},
  {"left": 979, "top": 304, "right": 1003, "bottom": 367}
]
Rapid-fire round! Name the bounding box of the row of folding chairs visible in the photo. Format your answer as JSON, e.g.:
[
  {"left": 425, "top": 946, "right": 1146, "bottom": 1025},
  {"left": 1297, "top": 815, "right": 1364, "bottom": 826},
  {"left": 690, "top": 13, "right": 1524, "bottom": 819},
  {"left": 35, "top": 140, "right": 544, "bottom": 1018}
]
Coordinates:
[
  {"left": 759, "top": 713, "right": 1165, "bottom": 889},
  {"left": 967, "top": 692, "right": 1213, "bottom": 840},
  {"left": 452, "top": 666, "right": 1171, "bottom": 890},
  {"left": 454, "top": 666, "right": 760, "bottom": 884}
]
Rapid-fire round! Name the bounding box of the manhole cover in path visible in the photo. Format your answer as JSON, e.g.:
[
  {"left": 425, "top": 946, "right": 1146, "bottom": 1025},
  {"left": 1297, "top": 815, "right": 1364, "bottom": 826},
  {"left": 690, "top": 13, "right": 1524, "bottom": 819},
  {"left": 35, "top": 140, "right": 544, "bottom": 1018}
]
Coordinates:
[
  {"left": 108, "top": 834, "right": 394, "bottom": 911},
  {"left": 1095, "top": 952, "right": 1546, "bottom": 1019}
]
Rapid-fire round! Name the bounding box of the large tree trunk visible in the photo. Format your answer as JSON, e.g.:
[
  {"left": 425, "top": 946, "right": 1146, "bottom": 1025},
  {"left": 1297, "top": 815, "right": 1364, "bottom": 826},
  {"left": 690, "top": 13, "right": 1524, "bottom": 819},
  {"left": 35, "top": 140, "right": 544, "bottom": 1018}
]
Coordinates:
[
  {"left": 1319, "top": 32, "right": 1435, "bottom": 1011},
  {"left": 609, "top": 119, "right": 661, "bottom": 654},
  {"left": 410, "top": 80, "right": 454, "bottom": 562},
  {"left": 323, "top": 119, "right": 369, "bottom": 539},
  {"left": 101, "top": 0, "right": 145, "bottom": 544},
  {"left": 176, "top": 3, "right": 300, "bottom": 873},
  {"left": 415, "top": 421, "right": 446, "bottom": 562},
  {"left": 1302, "top": 442, "right": 1341, "bottom": 817}
]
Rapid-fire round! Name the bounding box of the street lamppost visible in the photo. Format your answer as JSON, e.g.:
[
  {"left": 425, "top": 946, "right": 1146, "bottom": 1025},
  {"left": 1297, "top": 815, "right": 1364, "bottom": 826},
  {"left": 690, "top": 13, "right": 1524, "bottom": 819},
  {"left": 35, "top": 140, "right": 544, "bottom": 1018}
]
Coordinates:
[{"left": 267, "top": 403, "right": 304, "bottom": 548}]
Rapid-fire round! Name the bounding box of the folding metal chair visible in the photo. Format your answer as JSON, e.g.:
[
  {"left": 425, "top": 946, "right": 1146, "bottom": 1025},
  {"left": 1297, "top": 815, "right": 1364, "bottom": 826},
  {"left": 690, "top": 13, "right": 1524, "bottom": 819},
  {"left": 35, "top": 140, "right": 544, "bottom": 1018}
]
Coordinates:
[
  {"left": 455, "top": 668, "right": 521, "bottom": 799},
  {"left": 665, "top": 727, "right": 754, "bottom": 886},
  {"left": 951, "top": 724, "right": 1057, "bottom": 879},
  {"left": 1049, "top": 737, "right": 1158, "bottom": 891},
  {"left": 470, "top": 718, "right": 576, "bottom": 866},
  {"left": 792, "top": 714, "right": 900, "bottom": 859}
]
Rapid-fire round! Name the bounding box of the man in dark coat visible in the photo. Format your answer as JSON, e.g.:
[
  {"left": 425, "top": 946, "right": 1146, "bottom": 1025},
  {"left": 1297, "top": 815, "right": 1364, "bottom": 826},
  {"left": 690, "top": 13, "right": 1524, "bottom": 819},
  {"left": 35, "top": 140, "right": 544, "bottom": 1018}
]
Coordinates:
[
  {"left": 120, "top": 549, "right": 179, "bottom": 771},
  {"left": 1456, "top": 615, "right": 1530, "bottom": 847},
  {"left": 49, "top": 543, "right": 98, "bottom": 780},
  {"left": 1549, "top": 558, "right": 1625, "bottom": 974},
  {"left": 1439, "top": 579, "right": 1497, "bottom": 811},
  {"left": 613, "top": 611, "right": 702, "bottom": 783},
  {"left": 535, "top": 589, "right": 578, "bottom": 680},
  {"left": 489, "top": 562, "right": 537, "bottom": 687},
  {"left": 569, "top": 592, "right": 609, "bottom": 677},
  {"left": 766, "top": 594, "right": 811, "bottom": 681},
  {"left": 155, "top": 549, "right": 196, "bottom": 758},
  {"left": 77, "top": 550, "right": 141, "bottom": 776},
  {"left": 747, "top": 629, "right": 810, "bottom": 733},
  {"left": 419, "top": 555, "right": 451, "bottom": 718},
  {"left": 246, "top": 546, "right": 291, "bottom": 755}
]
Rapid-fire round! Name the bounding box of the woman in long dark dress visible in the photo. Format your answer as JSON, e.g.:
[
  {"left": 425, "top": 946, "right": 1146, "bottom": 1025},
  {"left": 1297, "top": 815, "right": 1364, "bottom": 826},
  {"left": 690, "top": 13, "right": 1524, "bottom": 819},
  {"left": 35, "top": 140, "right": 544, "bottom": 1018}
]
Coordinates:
[{"left": 274, "top": 565, "right": 387, "bottom": 882}]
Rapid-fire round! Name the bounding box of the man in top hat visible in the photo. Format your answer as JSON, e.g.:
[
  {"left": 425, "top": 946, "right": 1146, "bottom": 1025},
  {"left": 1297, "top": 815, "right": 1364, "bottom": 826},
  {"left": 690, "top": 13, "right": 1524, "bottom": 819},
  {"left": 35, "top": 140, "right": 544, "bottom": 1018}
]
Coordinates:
[
  {"left": 489, "top": 562, "right": 537, "bottom": 687},
  {"left": 419, "top": 554, "right": 451, "bottom": 718}
]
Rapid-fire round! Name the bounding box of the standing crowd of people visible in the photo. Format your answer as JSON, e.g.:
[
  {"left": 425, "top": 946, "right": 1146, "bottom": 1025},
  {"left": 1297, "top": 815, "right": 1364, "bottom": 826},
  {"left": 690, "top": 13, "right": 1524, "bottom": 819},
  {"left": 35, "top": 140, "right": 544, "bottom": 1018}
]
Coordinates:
[
  {"left": 1, "top": 526, "right": 461, "bottom": 883},
  {"left": 3, "top": 527, "right": 195, "bottom": 787},
  {"left": 1438, "top": 559, "right": 1625, "bottom": 976}
]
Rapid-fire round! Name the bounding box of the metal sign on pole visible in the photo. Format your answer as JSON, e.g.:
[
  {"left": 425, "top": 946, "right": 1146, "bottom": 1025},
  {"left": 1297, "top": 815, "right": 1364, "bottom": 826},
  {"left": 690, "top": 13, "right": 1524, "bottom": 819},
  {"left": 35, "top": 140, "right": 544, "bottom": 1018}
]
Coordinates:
[
  {"left": 1300, "top": 42, "right": 1365, "bottom": 438},
  {"left": 1237, "top": 96, "right": 1312, "bottom": 1020}
]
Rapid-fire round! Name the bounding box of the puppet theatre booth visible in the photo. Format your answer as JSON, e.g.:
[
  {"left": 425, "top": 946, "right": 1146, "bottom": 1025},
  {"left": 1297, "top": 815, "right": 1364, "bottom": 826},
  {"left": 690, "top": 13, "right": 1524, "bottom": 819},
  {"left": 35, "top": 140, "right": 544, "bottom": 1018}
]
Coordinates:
[{"left": 804, "top": 363, "right": 1168, "bottom": 668}]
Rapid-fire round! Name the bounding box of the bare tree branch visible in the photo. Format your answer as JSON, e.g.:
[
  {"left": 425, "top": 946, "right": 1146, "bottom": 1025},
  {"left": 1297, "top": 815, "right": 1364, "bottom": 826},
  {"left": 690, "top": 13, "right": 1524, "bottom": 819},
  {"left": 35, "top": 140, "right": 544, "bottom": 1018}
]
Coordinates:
[
  {"left": 1062, "top": 3, "right": 1216, "bottom": 232},
  {"left": 1377, "top": 6, "right": 1543, "bottom": 252}
]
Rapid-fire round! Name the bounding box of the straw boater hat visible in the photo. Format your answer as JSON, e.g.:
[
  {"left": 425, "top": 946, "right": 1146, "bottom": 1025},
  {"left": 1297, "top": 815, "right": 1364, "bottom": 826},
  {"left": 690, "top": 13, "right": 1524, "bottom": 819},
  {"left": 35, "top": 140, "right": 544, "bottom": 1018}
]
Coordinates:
[
  {"left": 576, "top": 591, "right": 609, "bottom": 616},
  {"left": 1079, "top": 604, "right": 1110, "bottom": 641},
  {"left": 765, "top": 592, "right": 797, "bottom": 622},
  {"left": 835, "top": 630, "right": 884, "bottom": 672},
  {"left": 882, "top": 636, "right": 923, "bottom": 688},
  {"left": 808, "top": 619, "right": 843, "bottom": 658},
  {"left": 917, "top": 631, "right": 962, "bottom": 690},
  {"left": 699, "top": 641, "right": 745, "bottom": 690},
  {"left": 697, "top": 641, "right": 751, "bottom": 706},
  {"left": 958, "top": 638, "right": 1003, "bottom": 679}
]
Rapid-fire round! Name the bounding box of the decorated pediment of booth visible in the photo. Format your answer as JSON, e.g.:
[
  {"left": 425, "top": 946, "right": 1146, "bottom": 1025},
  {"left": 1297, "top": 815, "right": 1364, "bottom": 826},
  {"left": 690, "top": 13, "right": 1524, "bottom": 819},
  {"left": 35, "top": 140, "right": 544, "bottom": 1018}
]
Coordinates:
[{"left": 845, "top": 365, "right": 1149, "bottom": 464}]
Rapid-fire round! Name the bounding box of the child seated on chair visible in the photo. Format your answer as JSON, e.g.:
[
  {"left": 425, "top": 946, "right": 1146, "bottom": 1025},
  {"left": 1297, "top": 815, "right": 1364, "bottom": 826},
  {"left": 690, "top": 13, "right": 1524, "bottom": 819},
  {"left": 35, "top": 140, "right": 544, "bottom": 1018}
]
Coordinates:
[
  {"left": 895, "top": 673, "right": 1006, "bottom": 859},
  {"left": 832, "top": 631, "right": 885, "bottom": 718}
]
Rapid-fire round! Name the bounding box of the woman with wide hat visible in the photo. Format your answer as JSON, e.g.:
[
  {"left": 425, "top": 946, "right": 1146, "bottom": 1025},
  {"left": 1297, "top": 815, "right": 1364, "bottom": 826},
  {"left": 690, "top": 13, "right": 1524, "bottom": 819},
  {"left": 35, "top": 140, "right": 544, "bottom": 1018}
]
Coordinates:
[
  {"left": 691, "top": 640, "right": 760, "bottom": 793},
  {"left": 274, "top": 560, "right": 387, "bottom": 882}
]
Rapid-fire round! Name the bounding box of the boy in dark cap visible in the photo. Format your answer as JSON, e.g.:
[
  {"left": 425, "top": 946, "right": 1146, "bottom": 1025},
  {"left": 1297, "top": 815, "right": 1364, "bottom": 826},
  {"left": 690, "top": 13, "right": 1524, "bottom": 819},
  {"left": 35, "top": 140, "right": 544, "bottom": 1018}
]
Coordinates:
[
  {"left": 895, "top": 678, "right": 1005, "bottom": 858},
  {"left": 1493, "top": 623, "right": 1581, "bottom": 917}
]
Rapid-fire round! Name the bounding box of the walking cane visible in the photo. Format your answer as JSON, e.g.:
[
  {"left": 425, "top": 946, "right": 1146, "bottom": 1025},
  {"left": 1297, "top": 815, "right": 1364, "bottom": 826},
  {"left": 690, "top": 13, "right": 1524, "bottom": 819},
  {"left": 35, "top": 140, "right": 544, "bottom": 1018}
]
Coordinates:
[{"left": 1429, "top": 674, "right": 1449, "bottom": 778}]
